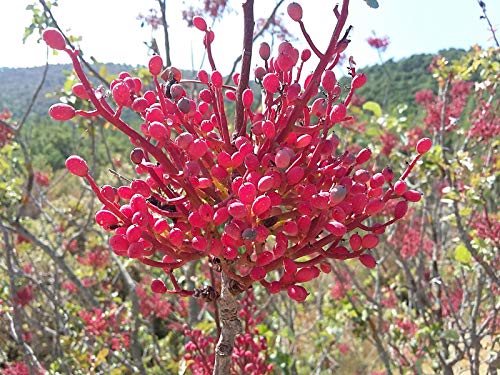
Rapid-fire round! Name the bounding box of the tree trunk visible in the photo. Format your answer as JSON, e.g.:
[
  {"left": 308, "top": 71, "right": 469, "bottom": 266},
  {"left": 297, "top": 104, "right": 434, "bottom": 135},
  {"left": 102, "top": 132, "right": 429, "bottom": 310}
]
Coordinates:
[{"left": 213, "top": 272, "right": 242, "bottom": 375}]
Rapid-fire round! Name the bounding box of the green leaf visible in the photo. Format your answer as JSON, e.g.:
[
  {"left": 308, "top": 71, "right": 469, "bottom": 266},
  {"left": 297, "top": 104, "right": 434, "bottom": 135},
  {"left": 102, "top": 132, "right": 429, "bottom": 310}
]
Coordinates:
[
  {"left": 362, "top": 101, "right": 382, "bottom": 117},
  {"left": 454, "top": 243, "right": 472, "bottom": 264},
  {"left": 442, "top": 330, "right": 460, "bottom": 342},
  {"left": 363, "top": 0, "right": 380, "bottom": 8}
]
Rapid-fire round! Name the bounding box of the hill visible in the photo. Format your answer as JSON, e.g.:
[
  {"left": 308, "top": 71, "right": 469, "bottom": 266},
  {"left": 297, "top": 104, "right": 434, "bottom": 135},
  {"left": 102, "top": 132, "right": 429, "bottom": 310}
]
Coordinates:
[
  {"left": 356, "top": 48, "right": 467, "bottom": 111},
  {"left": 0, "top": 48, "right": 469, "bottom": 121}
]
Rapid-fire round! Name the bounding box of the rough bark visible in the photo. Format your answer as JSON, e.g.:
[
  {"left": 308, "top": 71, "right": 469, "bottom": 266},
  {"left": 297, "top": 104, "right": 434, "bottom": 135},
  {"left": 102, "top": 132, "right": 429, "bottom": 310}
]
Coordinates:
[{"left": 213, "top": 272, "right": 242, "bottom": 375}]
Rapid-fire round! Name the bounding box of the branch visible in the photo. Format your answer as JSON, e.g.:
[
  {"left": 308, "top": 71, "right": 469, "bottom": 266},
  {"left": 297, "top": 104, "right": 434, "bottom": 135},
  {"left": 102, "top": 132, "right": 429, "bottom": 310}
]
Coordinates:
[
  {"left": 224, "top": 0, "right": 285, "bottom": 84},
  {"left": 233, "top": 0, "right": 255, "bottom": 138},
  {"left": 38, "top": 0, "right": 109, "bottom": 86},
  {"left": 157, "top": 0, "right": 172, "bottom": 66},
  {"left": 476, "top": 0, "right": 500, "bottom": 47}
]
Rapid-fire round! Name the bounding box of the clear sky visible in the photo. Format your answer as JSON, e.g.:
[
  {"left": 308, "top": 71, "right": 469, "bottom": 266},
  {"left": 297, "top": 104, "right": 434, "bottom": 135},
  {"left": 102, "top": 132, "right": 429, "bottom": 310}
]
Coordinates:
[{"left": 0, "top": 0, "right": 498, "bottom": 72}]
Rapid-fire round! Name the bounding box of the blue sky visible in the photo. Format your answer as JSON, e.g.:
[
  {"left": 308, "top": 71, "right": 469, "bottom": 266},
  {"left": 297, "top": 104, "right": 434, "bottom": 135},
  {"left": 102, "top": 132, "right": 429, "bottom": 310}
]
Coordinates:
[{"left": 0, "top": 0, "right": 498, "bottom": 71}]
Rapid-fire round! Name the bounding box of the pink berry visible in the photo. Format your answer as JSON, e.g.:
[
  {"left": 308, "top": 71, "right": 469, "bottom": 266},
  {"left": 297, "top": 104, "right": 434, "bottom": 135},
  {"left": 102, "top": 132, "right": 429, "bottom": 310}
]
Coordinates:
[
  {"left": 262, "top": 73, "right": 280, "bottom": 93},
  {"left": 192, "top": 16, "right": 207, "bottom": 31},
  {"left": 112, "top": 82, "right": 132, "bottom": 107},
  {"left": 359, "top": 254, "right": 377, "bottom": 268},
  {"left": 151, "top": 279, "right": 167, "bottom": 294},
  {"left": 321, "top": 70, "right": 337, "bottom": 92},
  {"left": 65, "top": 155, "right": 88, "bottom": 177},
  {"left": 109, "top": 234, "right": 129, "bottom": 255},
  {"left": 349, "top": 233, "right": 362, "bottom": 251},
  {"left": 72, "top": 83, "right": 90, "bottom": 100},
  {"left": 394, "top": 180, "right": 407, "bottom": 196},
  {"left": 148, "top": 55, "right": 163, "bottom": 76},
  {"left": 287, "top": 2, "right": 303, "bottom": 21},
  {"left": 249, "top": 266, "right": 267, "bottom": 281},
  {"left": 286, "top": 166, "right": 304, "bottom": 185},
  {"left": 259, "top": 42, "right": 271, "bottom": 60},
  {"left": 295, "top": 267, "right": 315, "bottom": 283},
  {"left": 49, "top": 103, "right": 75, "bottom": 121},
  {"left": 394, "top": 200, "right": 408, "bottom": 219},
  {"left": 211, "top": 71, "right": 223, "bottom": 88},
  {"left": 403, "top": 190, "right": 422, "bottom": 202},
  {"left": 192, "top": 236, "right": 208, "bottom": 251},
  {"left": 242, "top": 88, "right": 254, "bottom": 108},
  {"left": 364, "top": 198, "right": 385, "bottom": 215},
  {"left": 330, "top": 104, "right": 347, "bottom": 123},
  {"left": 287, "top": 285, "right": 307, "bottom": 302},
  {"left": 95, "top": 210, "right": 119, "bottom": 228},
  {"left": 42, "top": 28, "right": 66, "bottom": 50},
  {"left": 355, "top": 148, "right": 372, "bottom": 165},
  {"left": 361, "top": 234, "right": 379, "bottom": 249},
  {"left": 301, "top": 49, "right": 311, "bottom": 61},
  {"left": 252, "top": 195, "right": 271, "bottom": 216},
  {"left": 325, "top": 220, "right": 347, "bottom": 237},
  {"left": 416, "top": 137, "right": 432, "bottom": 154},
  {"left": 352, "top": 73, "right": 367, "bottom": 89}
]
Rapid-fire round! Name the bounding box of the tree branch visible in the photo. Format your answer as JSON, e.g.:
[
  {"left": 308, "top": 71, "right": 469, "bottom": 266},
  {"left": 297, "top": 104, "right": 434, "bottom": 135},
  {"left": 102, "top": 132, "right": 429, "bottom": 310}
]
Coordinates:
[{"left": 233, "top": 0, "right": 255, "bottom": 138}]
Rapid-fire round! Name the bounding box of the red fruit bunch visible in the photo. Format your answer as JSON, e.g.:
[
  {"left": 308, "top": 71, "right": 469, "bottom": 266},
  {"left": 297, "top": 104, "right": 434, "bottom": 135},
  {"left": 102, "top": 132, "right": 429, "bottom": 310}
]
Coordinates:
[{"left": 44, "top": 2, "right": 430, "bottom": 302}]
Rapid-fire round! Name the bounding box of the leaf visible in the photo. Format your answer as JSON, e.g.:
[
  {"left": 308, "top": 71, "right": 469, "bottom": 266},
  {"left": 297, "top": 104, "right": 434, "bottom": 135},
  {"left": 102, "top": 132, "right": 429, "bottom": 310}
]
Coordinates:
[
  {"left": 95, "top": 348, "right": 109, "bottom": 366},
  {"left": 442, "top": 330, "right": 460, "bottom": 342},
  {"left": 454, "top": 243, "right": 472, "bottom": 264},
  {"left": 362, "top": 101, "right": 382, "bottom": 117},
  {"left": 363, "top": 0, "right": 380, "bottom": 8}
]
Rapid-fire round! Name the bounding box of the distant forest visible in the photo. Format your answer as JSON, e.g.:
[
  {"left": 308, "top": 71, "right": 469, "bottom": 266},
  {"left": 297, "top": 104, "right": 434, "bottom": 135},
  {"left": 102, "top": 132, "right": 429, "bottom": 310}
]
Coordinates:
[{"left": 0, "top": 48, "right": 468, "bottom": 171}]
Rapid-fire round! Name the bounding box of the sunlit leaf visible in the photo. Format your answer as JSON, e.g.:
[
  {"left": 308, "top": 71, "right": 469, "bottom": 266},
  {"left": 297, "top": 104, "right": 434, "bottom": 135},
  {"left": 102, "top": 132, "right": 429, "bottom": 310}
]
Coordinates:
[
  {"left": 454, "top": 243, "right": 472, "bottom": 264},
  {"left": 363, "top": 101, "right": 382, "bottom": 117}
]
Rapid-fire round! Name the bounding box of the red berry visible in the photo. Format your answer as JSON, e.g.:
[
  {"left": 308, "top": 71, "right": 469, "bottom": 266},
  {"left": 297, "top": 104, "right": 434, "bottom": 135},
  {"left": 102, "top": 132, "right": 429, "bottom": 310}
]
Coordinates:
[
  {"left": 361, "top": 234, "right": 379, "bottom": 249},
  {"left": 394, "top": 180, "right": 407, "bottom": 195},
  {"left": 349, "top": 233, "right": 362, "bottom": 251},
  {"left": 42, "top": 28, "right": 66, "bottom": 50},
  {"left": 151, "top": 279, "right": 167, "bottom": 294},
  {"left": 72, "top": 83, "right": 90, "bottom": 100},
  {"left": 286, "top": 166, "right": 304, "bottom": 185},
  {"left": 321, "top": 70, "right": 337, "bottom": 92},
  {"left": 242, "top": 88, "right": 254, "bottom": 108},
  {"left": 364, "top": 198, "right": 385, "bottom": 215},
  {"left": 287, "top": 2, "right": 303, "bottom": 21},
  {"left": 329, "top": 104, "right": 347, "bottom": 123},
  {"left": 65, "top": 155, "right": 88, "bottom": 177},
  {"left": 394, "top": 200, "right": 408, "bottom": 219},
  {"left": 356, "top": 148, "right": 372, "bottom": 165},
  {"left": 192, "top": 236, "right": 207, "bottom": 251},
  {"left": 249, "top": 266, "right": 267, "bottom": 281},
  {"left": 193, "top": 16, "right": 207, "bottom": 31},
  {"left": 416, "top": 137, "right": 432, "bottom": 154},
  {"left": 287, "top": 285, "right": 307, "bottom": 302},
  {"left": 352, "top": 73, "right": 367, "bottom": 89},
  {"left": 49, "top": 103, "right": 75, "bottom": 121},
  {"left": 403, "top": 190, "right": 422, "bottom": 202},
  {"left": 95, "top": 210, "right": 119, "bottom": 228},
  {"left": 295, "top": 267, "right": 315, "bottom": 283},
  {"left": 211, "top": 71, "right": 223, "bottom": 88},
  {"left": 262, "top": 73, "right": 280, "bottom": 93},
  {"left": 301, "top": 49, "right": 311, "bottom": 61},
  {"left": 112, "top": 82, "right": 132, "bottom": 107},
  {"left": 359, "top": 254, "right": 377, "bottom": 268},
  {"left": 252, "top": 195, "right": 271, "bottom": 216},
  {"left": 259, "top": 42, "right": 271, "bottom": 60},
  {"left": 325, "top": 220, "right": 347, "bottom": 237},
  {"left": 148, "top": 55, "right": 163, "bottom": 76}
]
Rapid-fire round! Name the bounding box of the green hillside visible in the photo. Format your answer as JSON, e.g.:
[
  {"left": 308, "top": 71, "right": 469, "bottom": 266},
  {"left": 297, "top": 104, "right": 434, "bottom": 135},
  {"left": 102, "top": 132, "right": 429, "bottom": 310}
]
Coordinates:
[{"left": 356, "top": 48, "right": 467, "bottom": 111}]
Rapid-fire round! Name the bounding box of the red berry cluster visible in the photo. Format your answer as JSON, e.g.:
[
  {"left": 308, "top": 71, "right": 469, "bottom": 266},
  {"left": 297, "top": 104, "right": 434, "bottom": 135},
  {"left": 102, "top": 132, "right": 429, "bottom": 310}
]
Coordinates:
[{"left": 44, "top": 2, "right": 431, "bottom": 302}]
